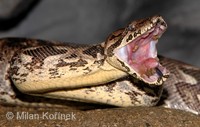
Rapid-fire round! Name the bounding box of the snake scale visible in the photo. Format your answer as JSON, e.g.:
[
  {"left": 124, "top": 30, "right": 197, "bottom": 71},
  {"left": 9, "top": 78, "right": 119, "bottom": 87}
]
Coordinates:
[{"left": 0, "top": 15, "right": 199, "bottom": 115}]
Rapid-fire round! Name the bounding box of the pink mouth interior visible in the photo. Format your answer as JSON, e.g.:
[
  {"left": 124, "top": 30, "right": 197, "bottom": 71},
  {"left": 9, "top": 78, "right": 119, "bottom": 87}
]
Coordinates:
[{"left": 116, "top": 26, "right": 167, "bottom": 83}]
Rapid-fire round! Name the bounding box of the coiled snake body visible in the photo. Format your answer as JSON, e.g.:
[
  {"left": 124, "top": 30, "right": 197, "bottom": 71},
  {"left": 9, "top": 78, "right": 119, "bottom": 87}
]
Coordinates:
[{"left": 0, "top": 15, "right": 199, "bottom": 115}]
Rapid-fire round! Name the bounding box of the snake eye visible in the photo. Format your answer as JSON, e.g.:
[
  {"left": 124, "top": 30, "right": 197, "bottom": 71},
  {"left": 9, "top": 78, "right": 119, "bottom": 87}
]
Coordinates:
[{"left": 126, "top": 24, "right": 136, "bottom": 31}]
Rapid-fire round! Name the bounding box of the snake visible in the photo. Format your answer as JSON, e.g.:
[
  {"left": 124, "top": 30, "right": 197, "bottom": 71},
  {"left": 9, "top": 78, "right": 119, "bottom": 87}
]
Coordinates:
[{"left": 0, "top": 15, "right": 199, "bottom": 115}]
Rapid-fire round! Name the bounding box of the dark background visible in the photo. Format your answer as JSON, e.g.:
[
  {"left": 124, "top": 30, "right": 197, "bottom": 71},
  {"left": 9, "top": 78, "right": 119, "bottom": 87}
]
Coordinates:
[{"left": 0, "top": 0, "right": 199, "bottom": 67}]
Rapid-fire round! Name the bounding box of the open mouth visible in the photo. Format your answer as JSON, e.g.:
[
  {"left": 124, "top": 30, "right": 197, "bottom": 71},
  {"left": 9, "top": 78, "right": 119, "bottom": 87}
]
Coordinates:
[{"left": 115, "top": 25, "right": 168, "bottom": 84}]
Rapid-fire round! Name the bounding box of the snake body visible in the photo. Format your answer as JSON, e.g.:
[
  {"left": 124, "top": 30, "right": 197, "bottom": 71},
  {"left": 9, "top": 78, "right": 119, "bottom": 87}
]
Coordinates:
[{"left": 0, "top": 15, "right": 199, "bottom": 115}]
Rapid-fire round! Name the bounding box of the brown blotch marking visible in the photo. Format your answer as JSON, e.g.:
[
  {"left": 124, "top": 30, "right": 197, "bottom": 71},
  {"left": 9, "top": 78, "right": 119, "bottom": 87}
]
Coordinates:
[
  {"left": 105, "top": 83, "right": 116, "bottom": 92},
  {"left": 117, "top": 59, "right": 130, "bottom": 72},
  {"left": 108, "top": 31, "right": 123, "bottom": 41},
  {"left": 160, "top": 21, "right": 167, "bottom": 27},
  {"left": 125, "top": 91, "right": 141, "bottom": 104},
  {"left": 150, "top": 98, "right": 160, "bottom": 104},
  {"left": 9, "top": 54, "right": 22, "bottom": 76},
  {"left": 93, "top": 59, "right": 104, "bottom": 65},
  {"left": 11, "top": 77, "right": 20, "bottom": 81},
  {"left": 132, "top": 73, "right": 137, "bottom": 78},
  {"left": 5, "top": 74, "right": 10, "bottom": 80},
  {"left": 49, "top": 75, "right": 61, "bottom": 79},
  {"left": 129, "top": 76, "right": 162, "bottom": 97},
  {"left": 69, "top": 68, "right": 77, "bottom": 71},
  {"left": 87, "top": 89, "right": 95, "bottom": 92},
  {"left": 56, "top": 59, "right": 68, "bottom": 67},
  {"left": 49, "top": 68, "right": 59, "bottom": 75},
  {"left": 83, "top": 67, "right": 92, "bottom": 74},
  {"left": 56, "top": 59, "right": 88, "bottom": 68},
  {"left": 84, "top": 89, "right": 96, "bottom": 94},
  {"left": 19, "top": 79, "right": 26, "bottom": 83},
  {"left": 48, "top": 68, "right": 62, "bottom": 79},
  {"left": 126, "top": 34, "right": 133, "bottom": 42},
  {"left": 163, "top": 75, "right": 169, "bottom": 79},
  {"left": 0, "top": 53, "right": 4, "bottom": 61},
  {"left": 11, "top": 77, "right": 26, "bottom": 84},
  {"left": 156, "top": 77, "right": 162, "bottom": 85},
  {"left": 20, "top": 73, "right": 29, "bottom": 77},
  {"left": 10, "top": 66, "right": 20, "bottom": 76},
  {"left": 83, "top": 45, "right": 104, "bottom": 58},
  {"left": 10, "top": 53, "right": 22, "bottom": 65},
  {"left": 65, "top": 54, "right": 78, "bottom": 59},
  {"left": 134, "top": 17, "right": 150, "bottom": 29},
  {"left": 107, "top": 39, "right": 123, "bottom": 57},
  {"left": 6, "top": 94, "right": 16, "bottom": 99},
  {"left": 73, "top": 59, "right": 88, "bottom": 67},
  {"left": 23, "top": 57, "right": 44, "bottom": 72},
  {"left": 133, "top": 29, "right": 141, "bottom": 37},
  {"left": 142, "top": 84, "right": 163, "bottom": 97}
]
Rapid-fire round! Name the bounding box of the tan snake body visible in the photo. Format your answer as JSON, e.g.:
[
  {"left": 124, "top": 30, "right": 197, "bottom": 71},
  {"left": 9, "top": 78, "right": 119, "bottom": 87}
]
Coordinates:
[{"left": 0, "top": 16, "right": 199, "bottom": 115}]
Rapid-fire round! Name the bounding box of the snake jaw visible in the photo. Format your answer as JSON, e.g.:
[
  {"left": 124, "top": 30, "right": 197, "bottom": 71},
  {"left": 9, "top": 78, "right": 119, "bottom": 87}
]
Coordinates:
[{"left": 115, "top": 21, "right": 169, "bottom": 85}]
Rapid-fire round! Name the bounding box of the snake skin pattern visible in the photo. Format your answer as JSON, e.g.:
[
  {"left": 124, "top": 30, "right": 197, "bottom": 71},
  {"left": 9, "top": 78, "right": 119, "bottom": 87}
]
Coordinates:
[{"left": 0, "top": 16, "right": 199, "bottom": 115}]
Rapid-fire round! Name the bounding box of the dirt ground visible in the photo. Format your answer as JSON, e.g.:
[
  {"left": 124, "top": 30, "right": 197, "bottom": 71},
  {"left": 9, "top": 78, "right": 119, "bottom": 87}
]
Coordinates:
[{"left": 0, "top": 105, "right": 200, "bottom": 127}]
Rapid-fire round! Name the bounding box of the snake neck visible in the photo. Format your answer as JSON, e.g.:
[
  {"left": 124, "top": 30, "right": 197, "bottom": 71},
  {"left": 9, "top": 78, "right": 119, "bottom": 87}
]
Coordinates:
[{"left": 4, "top": 39, "right": 126, "bottom": 93}]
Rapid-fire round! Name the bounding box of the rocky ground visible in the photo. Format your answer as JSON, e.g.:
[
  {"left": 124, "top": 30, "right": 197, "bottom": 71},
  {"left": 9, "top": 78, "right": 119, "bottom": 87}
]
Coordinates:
[{"left": 0, "top": 105, "right": 200, "bottom": 127}]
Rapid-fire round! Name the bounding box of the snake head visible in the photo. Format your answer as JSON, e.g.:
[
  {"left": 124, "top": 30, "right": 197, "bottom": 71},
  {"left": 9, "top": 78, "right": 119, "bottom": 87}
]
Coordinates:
[{"left": 105, "top": 15, "right": 169, "bottom": 85}]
